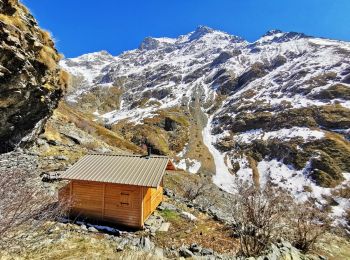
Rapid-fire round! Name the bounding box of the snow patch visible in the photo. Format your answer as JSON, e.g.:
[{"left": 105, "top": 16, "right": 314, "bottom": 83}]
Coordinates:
[
  {"left": 173, "top": 158, "right": 201, "bottom": 174},
  {"left": 257, "top": 159, "right": 350, "bottom": 223},
  {"left": 235, "top": 127, "right": 325, "bottom": 144},
  {"left": 202, "top": 115, "right": 235, "bottom": 192}
]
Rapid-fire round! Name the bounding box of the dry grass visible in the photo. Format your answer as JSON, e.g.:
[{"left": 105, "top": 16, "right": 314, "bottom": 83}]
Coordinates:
[
  {"left": 313, "top": 233, "right": 350, "bottom": 260},
  {"left": 5, "top": 222, "right": 118, "bottom": 259},
  {"left": 56, "top": 102, "right": 141, "bottom": 153},
  {"left": 39, "top": 30, "right": 55, "bottom": 48},
  {"left": 247, "top": 155, "right": 259, "bottom": 187},
  {"left": 58, "top": 70, "right": 70, "bottom": 90},
  {"left": 43, "top": 122, "right": 62, "bottom": 143},
  {"left": 0, "top": 96, "right": 17, "bottom": 108},
  {"left": 331, "top": 185, "right": 350, "bottom": 199},
  {"left": 0, "top": 13, "right": 27, "bottom": 31},
  {"left": 154, "top": 202, "right": 239, "bottom": 255},
  {"left": 41, "top": 146, "right": 86, "bottom": 164},
  {"left": 38, "top": 45, "right": 59, "bottom": 71}
]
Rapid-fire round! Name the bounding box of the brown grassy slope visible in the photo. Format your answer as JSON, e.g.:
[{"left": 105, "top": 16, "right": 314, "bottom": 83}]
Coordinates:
[{"left": 55, "top": 102, "right": 142, "bottom": 153}]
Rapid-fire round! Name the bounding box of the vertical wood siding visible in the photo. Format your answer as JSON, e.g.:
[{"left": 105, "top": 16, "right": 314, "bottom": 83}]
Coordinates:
[
  {"left": 59, "top": 180, "right": 164, "bottom": 228},
  {"left": 142, "top": 187, "right": 152, "bottom": 222},
  {"left": 150, "top": 185, "right": 163, "bottom": 212}
]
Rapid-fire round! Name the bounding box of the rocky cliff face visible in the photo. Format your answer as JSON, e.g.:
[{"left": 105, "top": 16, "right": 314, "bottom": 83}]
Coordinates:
[{"left": 0, "top": 0, "right": 68, "bottom": 153}]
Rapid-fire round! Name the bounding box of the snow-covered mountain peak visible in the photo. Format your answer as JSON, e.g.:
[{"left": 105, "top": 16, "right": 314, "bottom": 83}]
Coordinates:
[
  {"left": 188, "top": 25, "right": 215, "bottom": 40},
  {"left": 256, "top": 30, "right": 309, "bottom": 45},
  {"left": 61, "top": 27, "right": 350, "bottom": 224},
  {"left": 138, "top": 26, "right": 244, "bottom": 52},
  {"left": 69, "top": 50, "right": 114, "bottom": 62},
  {"left": 139, "top": 36, "right": 177, "bottom": 50},
  {"left": 263, "top": 29, "right": 284, "bottom": 37}
]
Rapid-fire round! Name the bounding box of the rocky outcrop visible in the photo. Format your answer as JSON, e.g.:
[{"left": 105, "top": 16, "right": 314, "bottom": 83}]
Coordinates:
[
  {"left": 0, "top": 0, "right": 68, "bottom": 153},
  {"left": 0, "top": 149, "right": 38, "bottom": 173}
]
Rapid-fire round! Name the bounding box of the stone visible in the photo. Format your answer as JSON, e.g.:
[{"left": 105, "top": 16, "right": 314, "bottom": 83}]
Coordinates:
[
  {"left": 139, "top": 236, "right": 153, "bottom": 251},
  {"left": 189, "top": 243, "right": 202, "bottom": 253},
  {"left": 88, "top": 227, "right": 98, "bottom": 232},
  {"left": 116, "top": 245, "right": 124, "bottom": 252},
  {"left": 179, "top": 246, "right": 194, "bottom": 258},
  {"left": 47, "top": 140, "right": 60, "bottom": 146},
  {"left": 154, "top": 247, "right": 164, "bottom": 257},
  {"left": 159, "top": 202, "right": 178, "bottom": 211},
  {"left": 36, "top": 138, "right": 47, "bottom": 146},
  {"left": 93, "top": 147, "right": 111, "bottom": 153},
  {"left": 163, "top": 188, "right": 175, "bottom": 197},
  {"left": 62, "top": 132, "right": 84, "bottom": 145},
  {"left": 201, "top": 248, "right": 214, "bottom": 256},
  {"left": 158, "top": 222, "right": 171, "bottom": 232},
  {"left": 144, "top": 214, "right": 164, "bottom": 231},
  {"left": 80, "top": 224, "right": 88, "bottom": 231},
  {"left": 186, "top": 202, "right": 194, "bottom": 208},
  {"left": 180, "top": 211, "right": 197, "bottom": 221},
  {"left": 54, "top": 155, "right": 69, "bottom": 161}
]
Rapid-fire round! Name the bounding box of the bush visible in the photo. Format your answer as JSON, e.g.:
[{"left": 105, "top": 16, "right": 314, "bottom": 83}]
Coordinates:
[
  {"left": 183, "top": 178, "right": 210, "bottom": 201},
  {"left": 288, "top": 201, "right": 330, "bottom": 253},
  {"left": 230, "top": 182, "right": 330, "bottom": 257},
  {"left": 0, "top": 169, "right": 67, "bottom": 249},
  {"left": 230, "top": 182, "right": 292, "bottom": 257}
]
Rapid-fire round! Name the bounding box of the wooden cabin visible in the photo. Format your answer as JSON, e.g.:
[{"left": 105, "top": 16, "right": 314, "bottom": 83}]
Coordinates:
[{"left": 59, "top": 153, "right": 175, "bottom": 228}]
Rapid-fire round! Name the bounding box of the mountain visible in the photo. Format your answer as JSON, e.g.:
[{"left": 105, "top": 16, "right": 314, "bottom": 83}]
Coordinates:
[
  {"left": 0, "top": 0, "right": 68, "bottom": 153},
  {"left": 61, "top": 26, "right": 350, "bottom": 222}
]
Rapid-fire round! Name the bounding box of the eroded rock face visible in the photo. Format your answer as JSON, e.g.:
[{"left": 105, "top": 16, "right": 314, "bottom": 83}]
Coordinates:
[{"left": 0, "top": 0, "right": 68, "bottom": 153}]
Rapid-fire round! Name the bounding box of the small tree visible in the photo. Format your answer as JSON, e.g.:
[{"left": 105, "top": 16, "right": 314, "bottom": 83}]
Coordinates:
[
  {"left": 183, "top": 178, "right": 211, "bottom": 201},
  {"left": 230, "top": 181, "right": 331, "bottom": 257},
  {"left": 288, "top": 201, "right": 330, "bottom": 253},
  {"left": 0, "top": 169, "right": 66, "bottom": 249},
  {"left": 230, "top": 181, "right": 292, "bottom": 257}
]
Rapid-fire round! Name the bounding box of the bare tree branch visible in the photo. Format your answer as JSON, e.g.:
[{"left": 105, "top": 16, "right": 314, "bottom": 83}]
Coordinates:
[{"left": 0, "top": 168, "right": 68, "bottom": 249}]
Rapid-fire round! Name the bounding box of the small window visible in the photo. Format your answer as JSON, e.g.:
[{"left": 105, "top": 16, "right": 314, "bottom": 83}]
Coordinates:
[{"left": 120, "top": 191, "right": 131, "bottom": 207}]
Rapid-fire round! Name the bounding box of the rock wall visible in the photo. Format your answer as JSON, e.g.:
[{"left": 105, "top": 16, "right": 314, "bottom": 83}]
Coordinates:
[{"left": 0, "top": 0, "right": 68, "bottom": 153}]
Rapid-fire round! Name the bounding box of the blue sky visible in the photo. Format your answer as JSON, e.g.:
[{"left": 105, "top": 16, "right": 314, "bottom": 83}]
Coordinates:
[{"left": 23, "top": 0, "right": 350, "bottom": 58}]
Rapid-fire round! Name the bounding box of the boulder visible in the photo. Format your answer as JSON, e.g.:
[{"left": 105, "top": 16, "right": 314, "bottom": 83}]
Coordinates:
[
  {"left": 158, "top": 222, "right": 171, "bottom": 232},
  {"left": 201, "top": 248, "right": 214, "bottom": 256},
  {"left": 54, "top": 155, "right": 69, "bottom": 161},
  {"left": 139, "top": 236, "right": 154, "bottom": 251},
  {"left": 159, "top": 202, "right": 178, "bottom": 211},
  {"left": 163, "top": 188, "right": 175, "bottom": 197},
  {"left": 189, "top": 243, "right": 202, "bottom": 253},
  {"left": 80, "top": 224, "right": 88, "bottom": 231},
  {"left": 180, "top": 211, "right": 197, "bottom": 221},
  {"left": 88, "top": 227, "right": 98, "bottom": 232},
  {"left": 179, "top": 246, "right": 194, "bottom": 258}
]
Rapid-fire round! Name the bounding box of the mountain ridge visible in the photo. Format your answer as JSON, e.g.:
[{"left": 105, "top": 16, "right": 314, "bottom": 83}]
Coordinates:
[
  {"left": 60, "top": 25, "right": 350, "bottom": 225},
  {"left": 68, "top": 26, "right": 350, "bottom": 59}
]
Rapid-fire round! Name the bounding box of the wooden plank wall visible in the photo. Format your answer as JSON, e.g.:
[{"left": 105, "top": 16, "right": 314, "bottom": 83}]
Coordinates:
[
  {"left": 142, "top": 187, "right": 152, "bottom": 222},
  {"left": 70, "top": 181, "right": 104, "bottom": 219},
  {"left": 67, "top": 180, "right": 143, "bottom": 228},
  {"left": 59, "top": 180, "right": 165, "bottom": 228},
  {"left": 104, "top": 183, "right": 142, "bottom": 227},
  {"left": 150, "top": 185, "right": 163, "bottom": 212}
]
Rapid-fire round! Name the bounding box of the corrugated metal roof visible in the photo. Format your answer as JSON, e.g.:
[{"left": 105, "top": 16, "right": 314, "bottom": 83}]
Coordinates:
[{"left": 60, "top": 154, "right": 170, "bottom": 187}]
